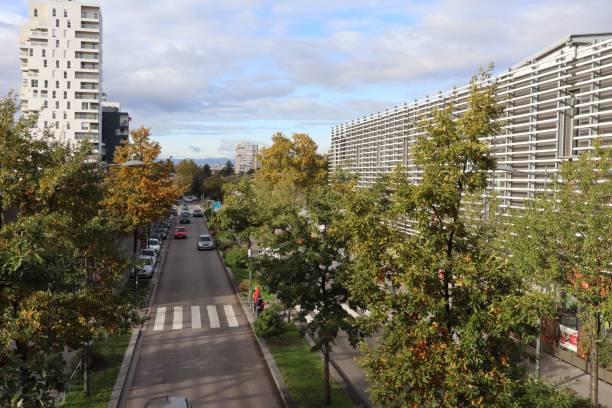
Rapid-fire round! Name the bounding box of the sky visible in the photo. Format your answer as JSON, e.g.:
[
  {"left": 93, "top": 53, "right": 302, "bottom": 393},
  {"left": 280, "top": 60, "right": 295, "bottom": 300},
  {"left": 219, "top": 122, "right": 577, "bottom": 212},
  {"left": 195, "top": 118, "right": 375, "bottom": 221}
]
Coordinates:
[{"left": 1, "top": 0, "right": 611, "bottom": 158}]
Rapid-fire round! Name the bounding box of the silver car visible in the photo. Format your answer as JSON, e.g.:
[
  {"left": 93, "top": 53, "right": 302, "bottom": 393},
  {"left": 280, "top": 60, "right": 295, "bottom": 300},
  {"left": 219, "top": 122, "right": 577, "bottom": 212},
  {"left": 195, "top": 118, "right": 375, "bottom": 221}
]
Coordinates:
[{"left": 197, "top": 234, "right": 214, "bottom": 251}]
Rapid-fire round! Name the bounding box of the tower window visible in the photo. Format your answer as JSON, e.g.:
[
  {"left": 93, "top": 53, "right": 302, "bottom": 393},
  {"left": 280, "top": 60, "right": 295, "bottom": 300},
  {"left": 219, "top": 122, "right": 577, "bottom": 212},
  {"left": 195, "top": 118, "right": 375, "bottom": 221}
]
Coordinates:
[
  {"left": 52, "top": 9, "right": 56, "bottom": 17},
  {"left": 34, "top": 9, "right": 38, "bottom": 17}
]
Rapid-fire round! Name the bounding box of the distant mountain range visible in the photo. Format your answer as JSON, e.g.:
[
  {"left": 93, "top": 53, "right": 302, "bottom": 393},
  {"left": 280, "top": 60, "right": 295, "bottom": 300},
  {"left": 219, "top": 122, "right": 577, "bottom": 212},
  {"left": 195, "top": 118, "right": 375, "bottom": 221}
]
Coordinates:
[{"left": 168, "top": 158, "right": 233, "bottom": 167}]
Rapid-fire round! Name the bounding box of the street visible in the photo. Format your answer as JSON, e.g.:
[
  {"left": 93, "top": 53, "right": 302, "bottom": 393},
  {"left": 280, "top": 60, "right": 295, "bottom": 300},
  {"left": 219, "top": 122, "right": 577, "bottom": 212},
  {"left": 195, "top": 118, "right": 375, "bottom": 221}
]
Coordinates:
[{"left": 123, "top": 207, "right": 283, "bottom": 408}]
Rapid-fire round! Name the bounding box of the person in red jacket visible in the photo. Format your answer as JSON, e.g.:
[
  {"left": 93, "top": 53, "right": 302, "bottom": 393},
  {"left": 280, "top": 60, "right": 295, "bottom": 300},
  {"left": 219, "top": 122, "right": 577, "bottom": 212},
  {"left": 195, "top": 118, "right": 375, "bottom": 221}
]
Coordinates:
[{"left": 252, "top": 287, "right": 260, "bottom": 312}]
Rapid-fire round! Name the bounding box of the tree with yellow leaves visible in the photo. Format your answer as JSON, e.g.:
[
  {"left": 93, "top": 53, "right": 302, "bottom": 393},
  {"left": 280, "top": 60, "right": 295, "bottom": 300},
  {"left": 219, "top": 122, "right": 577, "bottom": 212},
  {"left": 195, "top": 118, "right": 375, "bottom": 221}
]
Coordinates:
[{"left": 104, "top": 126, "right": 181, "bottom": 251}]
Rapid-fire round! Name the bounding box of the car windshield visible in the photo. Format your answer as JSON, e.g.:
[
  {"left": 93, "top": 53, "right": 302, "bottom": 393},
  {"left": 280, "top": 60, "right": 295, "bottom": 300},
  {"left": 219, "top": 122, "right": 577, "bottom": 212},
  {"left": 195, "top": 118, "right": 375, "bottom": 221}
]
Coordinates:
[
  {"left": 176, "top": 227, "right": 185, "bottom": 232},
  {"left": 199, "top": 236, "right": 211, "bottom": 242},
  {"left": 142, "top": 249, "right": 155, "bottom": 256},
  {"left": 149, "top": 239, "right": 159, "bottom": 245},
  {"left": 139, "top": 257, "right": 153, "bottom": 265}
]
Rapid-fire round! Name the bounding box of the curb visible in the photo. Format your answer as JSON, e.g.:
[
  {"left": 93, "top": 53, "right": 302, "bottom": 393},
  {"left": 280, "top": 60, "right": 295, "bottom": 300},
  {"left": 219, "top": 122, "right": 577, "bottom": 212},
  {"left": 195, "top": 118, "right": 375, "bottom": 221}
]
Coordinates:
[
  {"left": 108, "top": 229, "right": 172, "bottom": 408},
  {"left": 207, "top": 219, "right": 293, "bottom": 408}
]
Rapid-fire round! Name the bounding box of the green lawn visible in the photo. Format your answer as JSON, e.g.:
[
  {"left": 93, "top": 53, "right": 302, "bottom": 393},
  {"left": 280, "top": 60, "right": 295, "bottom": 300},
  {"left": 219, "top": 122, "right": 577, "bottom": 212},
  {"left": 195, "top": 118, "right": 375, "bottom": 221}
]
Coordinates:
[
  {"left": 62, "top": 331, "right": 132, "bottom": 407},
  {"left": 267, "top": 325, "right": 354, "bottom": 408}
]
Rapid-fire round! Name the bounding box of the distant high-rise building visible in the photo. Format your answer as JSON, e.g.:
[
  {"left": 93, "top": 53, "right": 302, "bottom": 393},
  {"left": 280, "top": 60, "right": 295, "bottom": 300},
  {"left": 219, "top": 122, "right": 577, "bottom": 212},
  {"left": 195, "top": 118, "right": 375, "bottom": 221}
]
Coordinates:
[
  {"left": 19, "top": 0, "right": 103, "bottom": 156},
  {"left": 101, "top": 101, "right": 129, "bottom": 164},
  {"left": 235, "top": 142, "right": 258, "bottom": 173}
]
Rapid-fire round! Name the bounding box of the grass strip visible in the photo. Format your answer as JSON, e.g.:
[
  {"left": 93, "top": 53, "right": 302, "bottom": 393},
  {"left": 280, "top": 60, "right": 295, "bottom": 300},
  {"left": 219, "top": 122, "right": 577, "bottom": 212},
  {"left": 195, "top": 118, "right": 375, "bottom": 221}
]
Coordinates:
[
  {"left": 62, "top": 331, "right": 131, "bottom": 407},
  {"left": 266, "top": 325, "right": 354, "bottom": 408}
]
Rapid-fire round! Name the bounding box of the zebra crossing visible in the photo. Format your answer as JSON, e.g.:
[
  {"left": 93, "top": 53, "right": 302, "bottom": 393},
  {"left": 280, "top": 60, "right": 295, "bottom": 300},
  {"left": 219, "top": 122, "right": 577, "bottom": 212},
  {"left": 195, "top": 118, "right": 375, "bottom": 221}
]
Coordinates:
[{"left": 150, "top": 304, "right": 240, "bottom": 331}]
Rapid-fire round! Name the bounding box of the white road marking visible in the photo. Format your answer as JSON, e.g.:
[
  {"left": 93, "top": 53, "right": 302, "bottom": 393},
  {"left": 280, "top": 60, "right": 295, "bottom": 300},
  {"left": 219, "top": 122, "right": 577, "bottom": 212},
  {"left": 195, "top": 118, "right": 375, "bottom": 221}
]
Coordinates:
[
  {"left": 207, "top": 305, "right": 220, "bottom": 328},
  {"left": 224, "top": 305, "right": 238, "bottom": 327},
  {"left": 153, "top": 307, "right": 166, "bottom": 331},
  {"left": 173, "top": 306, "right": 183, "bottom": 330},
  {"left": 191, "top": 306, "right": 201, "bottom": 329}
]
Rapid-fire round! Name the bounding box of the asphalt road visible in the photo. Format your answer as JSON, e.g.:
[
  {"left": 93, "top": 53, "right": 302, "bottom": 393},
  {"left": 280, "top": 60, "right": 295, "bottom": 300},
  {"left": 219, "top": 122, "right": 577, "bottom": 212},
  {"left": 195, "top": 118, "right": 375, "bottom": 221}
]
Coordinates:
[{"left": 124, "top": 208, "right": 283, "bottom": 408}]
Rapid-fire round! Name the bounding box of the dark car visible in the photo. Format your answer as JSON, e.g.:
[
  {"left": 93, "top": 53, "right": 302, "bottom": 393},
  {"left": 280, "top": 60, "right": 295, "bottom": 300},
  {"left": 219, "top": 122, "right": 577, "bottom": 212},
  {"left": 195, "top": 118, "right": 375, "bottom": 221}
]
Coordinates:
[
  {"left": 192, "top": 208, "right": 203, "bottom": 217},
  {"left": 197, "top": 234, "right": 214, "bottom": 250},
  {"left": 174, "top": 227, "right": 187, "bottom": 239},
  {"left": 145, "top": 396, "right": 193, "bottom": 408},
  {"left": 170, "top": 208, "right": 178, "bottom": 216},
  {"left": 179, "top": 215, "right": 191, "bottom": 224}
]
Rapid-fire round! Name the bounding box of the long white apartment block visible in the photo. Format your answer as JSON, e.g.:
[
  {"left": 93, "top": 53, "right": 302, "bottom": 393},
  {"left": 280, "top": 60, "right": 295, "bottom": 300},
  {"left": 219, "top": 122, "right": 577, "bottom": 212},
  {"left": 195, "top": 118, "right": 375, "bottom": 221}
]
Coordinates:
[
  {"left": 19, "top": 0, "right": 103, "bottom": 155},
  {"left": 330, "top": 33, "right": 612, "bottom": 211},
  {"left": 235, "top": 141, "right": 258, "bottom": 173}
]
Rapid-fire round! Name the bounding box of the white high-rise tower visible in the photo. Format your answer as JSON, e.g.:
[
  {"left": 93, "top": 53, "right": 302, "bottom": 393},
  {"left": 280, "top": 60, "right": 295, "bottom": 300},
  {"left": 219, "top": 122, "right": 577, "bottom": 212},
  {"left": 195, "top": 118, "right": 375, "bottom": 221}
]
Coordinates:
[{"left": 19, "top": 0, "right": 103, "bottom": 155}]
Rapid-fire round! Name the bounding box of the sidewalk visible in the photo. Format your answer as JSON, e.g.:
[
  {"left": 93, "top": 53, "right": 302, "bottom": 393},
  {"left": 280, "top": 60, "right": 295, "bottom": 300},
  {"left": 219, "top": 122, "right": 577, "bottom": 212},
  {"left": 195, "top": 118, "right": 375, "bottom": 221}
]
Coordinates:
[
  {"left": 329, "top": 332, "right": 612, "bottom": 407},
  {"left": 528, "top": 349, "right": 612, "bottom": 407}
]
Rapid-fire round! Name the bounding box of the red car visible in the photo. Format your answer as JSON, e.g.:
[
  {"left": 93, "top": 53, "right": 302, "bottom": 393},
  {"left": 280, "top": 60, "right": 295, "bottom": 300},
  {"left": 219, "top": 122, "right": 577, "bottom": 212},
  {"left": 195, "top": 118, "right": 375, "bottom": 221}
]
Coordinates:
[{"left": 174, "top": 227, "right": 187, "bottom": 239}]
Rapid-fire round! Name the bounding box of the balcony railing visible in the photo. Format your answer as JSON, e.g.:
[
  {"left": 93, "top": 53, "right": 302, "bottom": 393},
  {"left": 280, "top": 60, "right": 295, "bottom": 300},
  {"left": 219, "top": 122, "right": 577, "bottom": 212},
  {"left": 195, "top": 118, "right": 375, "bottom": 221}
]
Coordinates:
[
  {"left": 81, "top": 12, "right": 99, "bottom": 19},
  {"left": 80, "top": 83, "right": 98, "bottom": 90},
  {"left": 80, "top": 43, "right": 99, "bottom": 50},
  {"left": 80, "top": 23, "right": 99, "bottom": 30},
  {"left": 75, "top": 32, "right": 99, "bottom": 40},
  {"left": 76, "top": 52, "right": 99, "bottom": 60}
]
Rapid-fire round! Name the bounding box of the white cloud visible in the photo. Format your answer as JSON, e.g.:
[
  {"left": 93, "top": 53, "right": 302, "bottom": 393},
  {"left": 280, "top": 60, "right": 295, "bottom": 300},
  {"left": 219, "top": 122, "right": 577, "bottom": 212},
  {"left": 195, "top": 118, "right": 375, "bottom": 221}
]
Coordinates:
[{"left": 1, "top": 0, "right": 611, "bottom": 157}]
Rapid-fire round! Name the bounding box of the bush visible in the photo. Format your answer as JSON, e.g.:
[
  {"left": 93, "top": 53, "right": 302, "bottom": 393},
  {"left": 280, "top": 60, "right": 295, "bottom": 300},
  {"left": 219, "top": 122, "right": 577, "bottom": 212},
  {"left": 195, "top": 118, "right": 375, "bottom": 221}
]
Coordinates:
[
  {"left": 238, "top": 280, "right": 250, "bottom": 293},
  {"left": 254, "top": 304, "right": 286, "bottom": 339},
  {"left": 224, "top": 246, "right": 248, "bottom": 268}
]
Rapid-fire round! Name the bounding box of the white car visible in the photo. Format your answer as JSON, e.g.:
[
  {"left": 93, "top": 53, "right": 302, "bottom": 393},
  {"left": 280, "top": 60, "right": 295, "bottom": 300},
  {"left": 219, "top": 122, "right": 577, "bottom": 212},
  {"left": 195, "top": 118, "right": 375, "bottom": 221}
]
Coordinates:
[
  {"left": 148, "top": 238, "right": 161, "bottom": 254},
  {"left": 136, "top": 256, "right": 154, "bottom": 279},
  {"left": 140, "top": 248, "right": 157, "bottom": 266}
]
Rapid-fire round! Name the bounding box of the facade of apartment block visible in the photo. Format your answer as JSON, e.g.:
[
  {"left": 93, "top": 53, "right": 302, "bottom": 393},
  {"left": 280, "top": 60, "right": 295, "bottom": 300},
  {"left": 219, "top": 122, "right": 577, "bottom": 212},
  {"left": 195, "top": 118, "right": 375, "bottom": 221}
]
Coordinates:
[
  {"left": 235, "top": 141, "right": 258, "bottom": 173},
  {"left": 329, "top": 33, "right": 612, "bottom": 382},
  {"left": 19, "top": 0, "right": 102, "bottom": 156},
  {"left": 330, "top": 33, "right": 612, "bottom": 212},
  {"left": 101, "top": 101, "right": 129, "bottom": 164}
]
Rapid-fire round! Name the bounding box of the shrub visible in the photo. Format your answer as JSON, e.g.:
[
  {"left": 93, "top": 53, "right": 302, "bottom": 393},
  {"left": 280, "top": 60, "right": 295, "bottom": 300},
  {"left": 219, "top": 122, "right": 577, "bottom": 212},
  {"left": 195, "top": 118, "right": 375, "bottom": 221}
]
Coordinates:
[
  {"left": 238, "top": 280, "right": 250, "bottom": 293},
  {"left": 224, "top": 246, "right": 248, "bottom": 268},
  {"left": 217, "top": 239, "right": 233, "bottom": 251},
  {"left": 254, "top": 304, "right": 286, "bottom": 338}
]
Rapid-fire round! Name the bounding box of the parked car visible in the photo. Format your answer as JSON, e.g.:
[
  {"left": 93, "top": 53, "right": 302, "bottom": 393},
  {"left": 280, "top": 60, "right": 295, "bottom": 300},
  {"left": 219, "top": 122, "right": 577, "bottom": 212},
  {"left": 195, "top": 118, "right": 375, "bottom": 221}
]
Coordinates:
[
  {"left": 146, "top": 396, "right": 193, "bottom": 408},
  {"left": 170, "top": 207, "right": 178, "bottom": 216},
  {"left": 138, "top": 248, "right": 157, "bottom": 265},
  {"left": 157, "top": 227, "right": 169, "bottom": 240},
  {"left": 179, "top": 215, "right": 191, "bottom": 224},
  {"left": 196, "top": 234, "right": 214, "bottom": 250},
  {"left": 148, "top": 238, "right": 161, "bottom": 254},
  {"left": 174, "top": 227, "right": 187, "bottom": 239},
  {"left": 135, "top": 256, "right": 155, "bottom": 279},
  {"left": 192, "top": 208, "right": 203, "bottom": 217}
]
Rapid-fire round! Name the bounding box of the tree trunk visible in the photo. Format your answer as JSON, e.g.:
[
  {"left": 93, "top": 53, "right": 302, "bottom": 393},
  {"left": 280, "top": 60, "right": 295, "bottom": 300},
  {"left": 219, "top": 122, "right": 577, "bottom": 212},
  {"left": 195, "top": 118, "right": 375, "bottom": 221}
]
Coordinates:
[
  {"left": 324, "top": 347, "right": 331, "bottom": 405},
  {"left": 83, "top": 342, "right": 90, "bottom": 397},
  {"left": 589, "top": 313, "right": 600, "bottom": 407}
]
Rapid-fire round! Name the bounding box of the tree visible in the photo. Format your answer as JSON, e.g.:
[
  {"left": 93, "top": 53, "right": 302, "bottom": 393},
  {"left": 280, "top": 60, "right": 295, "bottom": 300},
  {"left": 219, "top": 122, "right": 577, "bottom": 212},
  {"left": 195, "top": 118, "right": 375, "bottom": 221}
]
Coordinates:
[
  {"left": 510, "top": 141, "right": 611, "bottom": 407},
  {"left": 219, "top": 160, "right": 235, "bottom": 177},
  {"left": 104, "top": 126, "right": 181, "bottom": 248},
  {"left": 0, "top": 94, "right": 139, "bottom": 405},
  {"left": 203, "top": 174, "right": 224, "bottom": 202},
  {"left": 174, "top": 159, "right": 198, "bottom": 194},
  {"left": 256, "top": 132, "right": 327, "bottom": 194},
  {"left": 344, "top": 71, "right": 557, "bottom": 406},
  {"left": 255, "top": 182, "right": 355, "bottom": 405},
  {"left": 214, "top": 177, "right": 259, "bottom": 243}
]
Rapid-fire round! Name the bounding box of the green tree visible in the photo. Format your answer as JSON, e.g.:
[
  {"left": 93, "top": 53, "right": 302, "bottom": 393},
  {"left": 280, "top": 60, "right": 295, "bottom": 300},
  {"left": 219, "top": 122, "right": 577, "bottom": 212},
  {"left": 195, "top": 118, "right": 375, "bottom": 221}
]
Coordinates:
[
  {"left": 255, "top": 182, "right": 355, "bottom": 405},
  {"left": 510, "top": 141, "right": 611, "bottom": 407},
  {"left": 219, "top": 160, "right": 235, "bottom": 177},
  {"left": 174, "top": 159, "right": 198, "bottom": 194},
  {"left": 344, "top": 71, "right": 557, "bottom": 407},
  {"left": 0, "top": 94, "right": 139, "bottom": 406},
  {"left": 214, "top": 177, "right": 259, "bottom": 243}
]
